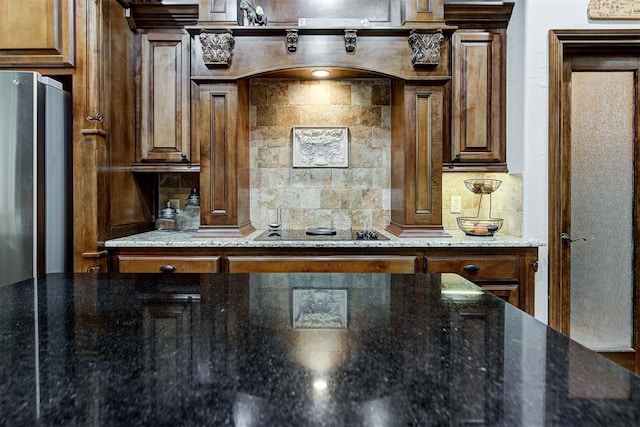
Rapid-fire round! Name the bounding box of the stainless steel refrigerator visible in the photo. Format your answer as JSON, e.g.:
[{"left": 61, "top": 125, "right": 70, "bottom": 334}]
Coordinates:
[{"left": 0, "top": 71, "right": 70, "bottom": 287}]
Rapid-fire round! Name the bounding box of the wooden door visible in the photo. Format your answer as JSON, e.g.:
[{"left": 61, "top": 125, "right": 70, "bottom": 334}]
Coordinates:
[{"left": 549, "top": 30, "right": 640, "bottom": 373}]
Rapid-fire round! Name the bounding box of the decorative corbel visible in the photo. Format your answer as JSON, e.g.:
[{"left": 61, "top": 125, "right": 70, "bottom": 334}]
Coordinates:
[
  {"left": 344, "top": 29, "right": 357, "bottom": 53},
  {"left": 286, "top": 29, "right": 299, "bottom": 53},
  {"left": 408, "top": 29, "right": 444, "bottom": 66},
  {"left": 200, "top": 31, "right": 235, "bottom": 67}
]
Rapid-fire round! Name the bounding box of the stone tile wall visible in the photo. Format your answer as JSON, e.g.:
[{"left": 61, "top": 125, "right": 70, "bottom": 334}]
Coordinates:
[{"left": 249, "top": 78, "right": 391, "bottom": 231}]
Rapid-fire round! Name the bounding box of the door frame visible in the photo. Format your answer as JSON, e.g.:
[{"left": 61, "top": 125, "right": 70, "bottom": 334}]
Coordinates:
[{"left": 548, "top": 29, "right": 640, "bottom": 370}]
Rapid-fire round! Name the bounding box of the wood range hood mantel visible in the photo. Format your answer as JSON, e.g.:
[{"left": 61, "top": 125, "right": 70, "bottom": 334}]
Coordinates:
[{"left": 188, "top": 23, "right": 453, "bottom": 238}]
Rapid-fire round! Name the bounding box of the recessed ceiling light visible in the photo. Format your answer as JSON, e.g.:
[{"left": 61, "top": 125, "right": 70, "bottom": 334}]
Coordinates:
[{"left": 311, "top": 69, "right": 330, "bottom": 78}]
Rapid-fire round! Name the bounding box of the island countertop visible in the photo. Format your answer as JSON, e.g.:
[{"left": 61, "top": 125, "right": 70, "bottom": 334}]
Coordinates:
[
  {"left": 105, "top": 229, "right": 544, "bottom": 248},
  {"left": 0, "top": 272, "right": 637, "bottom": 426}
]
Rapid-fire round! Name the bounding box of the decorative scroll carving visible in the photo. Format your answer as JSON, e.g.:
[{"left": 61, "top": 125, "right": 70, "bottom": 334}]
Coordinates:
[
  {"left": 344, "top": 29, "right": 357, "bottom": 53},
  {"left": 200, "top": 32, "right": 234, "bottom": 67},
  {"left": 408, "top": 30, "right": 444, "bottom": 66},
  {"left": 86, "top": 108, "right": 104, "bottom": 122},
  {"left": 286, "top": 29, "right": 299, "bottom": 53}
]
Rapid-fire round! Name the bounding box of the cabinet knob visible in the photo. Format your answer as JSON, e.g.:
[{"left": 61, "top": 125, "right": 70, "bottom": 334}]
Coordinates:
[
  {"left": 159, "top": 264, "right": 177, "bottom": 273},
  {"left": 462, "top": 264, "right": 480, "bottom": 273}
]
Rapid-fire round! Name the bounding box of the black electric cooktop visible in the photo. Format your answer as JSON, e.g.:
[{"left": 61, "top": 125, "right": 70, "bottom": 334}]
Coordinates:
[{"left": 253, "top": 228, "right": 389, "bottom": 241}]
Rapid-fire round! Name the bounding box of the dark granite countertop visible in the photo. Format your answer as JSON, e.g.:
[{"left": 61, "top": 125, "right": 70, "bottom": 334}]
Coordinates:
[{"left": 1, "top": 273, "right": 638, "bottom": 426}]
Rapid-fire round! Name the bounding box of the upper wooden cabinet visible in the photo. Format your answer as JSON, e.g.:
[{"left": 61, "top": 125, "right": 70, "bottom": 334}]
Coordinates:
[
  {"left": 136, "top": 31, "right": 196, "bottom": 167},
  {"left": 0, "top": 0, "right": 74, "bottom": 67},
  {"left": 445, "top": 3, "right": 513, "bottom": 172}
]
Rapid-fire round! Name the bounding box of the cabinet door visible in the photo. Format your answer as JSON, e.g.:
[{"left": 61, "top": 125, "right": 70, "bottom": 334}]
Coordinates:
[
  {"left": 138, "top": 31, "right": 192, "bottom": 163},
  {"left": 0, "top": 0, "right": 74, "bottom": 66},
  {"left": 387, "top": 81, "right": 446, "bottom": 238},
  {"left": 450, "top": 30, "right": 506, "bottom": 170},
  {"left": 194, "top": 81, "right": 254, "bottom": 237}
]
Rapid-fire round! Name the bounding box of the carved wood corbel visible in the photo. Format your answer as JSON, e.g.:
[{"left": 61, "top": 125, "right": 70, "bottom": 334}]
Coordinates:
[
  {"left": 408, "top": 29, "right": 444, "bottom": 66},
  {"left": 344, "top": 29, "right": 357, "bottom": 53},
  {"left": 286, "top": 29, "right": 299, "bottom": 53},
  {"left": 200, "top": 31, "right": 235, "bottom": 67}
]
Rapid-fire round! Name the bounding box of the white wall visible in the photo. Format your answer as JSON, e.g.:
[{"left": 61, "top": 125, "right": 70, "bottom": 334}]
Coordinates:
[{"left": 506, "top": 0, "right": 639, "bottom": 321}]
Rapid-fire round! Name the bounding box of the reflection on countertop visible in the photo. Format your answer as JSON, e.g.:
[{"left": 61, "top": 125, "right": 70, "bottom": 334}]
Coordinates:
[{"left": 0, "top": 273, "right": 637, "bottom": 426}]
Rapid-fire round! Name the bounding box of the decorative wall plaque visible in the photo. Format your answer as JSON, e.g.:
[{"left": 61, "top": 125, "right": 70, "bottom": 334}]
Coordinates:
[
  {"left": 200, "top": 32, "right": 235, "bottom": 67},
  {"left": 588, "top": 0, "right": 640, "bottom": 19},
  {"left": 408, "top": 30, "right": 444, "bottom": 66},
  {"left": 292, "top": 289, "right": 348, "bottom": 329},
  {"left": 292, "top": 126, "right": 349, "bottom": 168}
]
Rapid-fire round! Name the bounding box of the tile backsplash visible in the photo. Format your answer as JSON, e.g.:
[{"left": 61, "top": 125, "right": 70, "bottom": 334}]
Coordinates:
[
  {"left": 442, "top": 172, "right": 523, "bottom": 237},
  {"left": 159, "top": 79, "right": 524, "bottom": 236},
  {"left": 249, "top": 78, "right": 391, "bottom": 231}
]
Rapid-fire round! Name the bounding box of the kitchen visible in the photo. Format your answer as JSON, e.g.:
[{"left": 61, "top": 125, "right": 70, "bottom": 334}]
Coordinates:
[{"left": 1, "top": 0, "right": 640, "bottom": 424}]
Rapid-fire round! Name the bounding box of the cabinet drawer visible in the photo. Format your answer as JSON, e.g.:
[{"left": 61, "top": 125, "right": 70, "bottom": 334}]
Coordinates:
[
  {"left": 117, "top": 256, "right": 220, "bottom": 273},
  {"left": 227, "top": 256, "right": 417, "bottom": 274},
  {"left": 425, "top": 256, "right": 517, "bottom": 281}
]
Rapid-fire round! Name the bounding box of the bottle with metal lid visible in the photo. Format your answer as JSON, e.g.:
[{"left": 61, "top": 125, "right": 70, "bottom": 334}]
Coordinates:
[
  {"left": 181, "top": 188, "right": 201, "bottom": 232},
  {"left": 156, "top": 201, "right": 180, "bottom": 231}
]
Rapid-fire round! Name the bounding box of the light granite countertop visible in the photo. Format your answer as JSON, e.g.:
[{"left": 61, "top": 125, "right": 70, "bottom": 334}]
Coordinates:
[{"left": 105, "top": 229, "right": 544, "bottom": 249}]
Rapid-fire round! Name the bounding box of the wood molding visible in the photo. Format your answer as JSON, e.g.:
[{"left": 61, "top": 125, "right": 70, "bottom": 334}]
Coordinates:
[
  {"left": 130, "top": 3, "right": 199, "bottom": 29},
  {"left": 444, "top": 2, "right": 514, "bottom": 28}
]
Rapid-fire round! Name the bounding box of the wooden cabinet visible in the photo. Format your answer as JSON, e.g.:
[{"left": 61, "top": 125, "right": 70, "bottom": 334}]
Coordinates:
[
  {"left": 109, "top": 245, "right": 537, "bottom": 314},
  {"left": 115, "top": 255, "right": 220, "bottom": 273},
  {"left": 136, "top": 31, "right": 193, "bottom": 165},
  {"left": 194, "top": 81, "right": 254, "bottom": 237},
  {"left": 425, "top": 249, "right": 537, "bottom": 313},
  {"left": 0, "top": 0, "right": 74, "bottom": 67},
  {"left": 387, "top": 81, "right": 447, "bottom": 238},
  {"left": 445, "top": 2, "right": 513, "bottom": 172},
  {"left": 227, "top": 256, "right": 417, "bottom": 273}
]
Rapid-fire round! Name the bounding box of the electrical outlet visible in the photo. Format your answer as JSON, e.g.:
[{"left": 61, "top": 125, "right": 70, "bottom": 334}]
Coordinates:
[
  {"left": 451, "top": 195, "right": 462, "bottom": 214},
  {"left": 169, "top": 198, "right": 181, "bottom": 211}
]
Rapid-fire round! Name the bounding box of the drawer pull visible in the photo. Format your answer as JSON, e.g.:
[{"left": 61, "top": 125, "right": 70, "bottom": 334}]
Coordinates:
[
  {"left": 463, "top": 264, "right": 481, "bottom": 273},
  {"left": 159, "top": 264, "right": 177, "bottom": 273}
]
